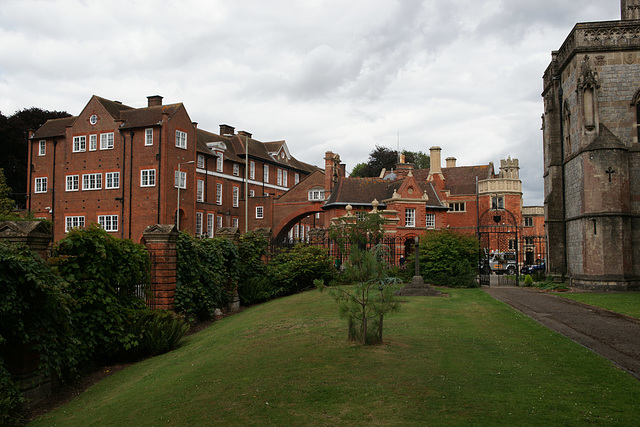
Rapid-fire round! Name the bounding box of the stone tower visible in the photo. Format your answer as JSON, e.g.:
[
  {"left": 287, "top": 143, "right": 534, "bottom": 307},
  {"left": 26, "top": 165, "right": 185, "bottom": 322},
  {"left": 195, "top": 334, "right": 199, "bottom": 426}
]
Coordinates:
[{"left": 542, "top": 2, "right": 640, "bottom": 289}]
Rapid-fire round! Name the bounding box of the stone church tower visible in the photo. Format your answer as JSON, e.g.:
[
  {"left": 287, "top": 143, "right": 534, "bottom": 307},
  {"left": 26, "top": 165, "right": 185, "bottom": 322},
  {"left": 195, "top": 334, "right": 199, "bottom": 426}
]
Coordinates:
[{"left": 542, "top": 1, "right": 640, "bottom": 289}]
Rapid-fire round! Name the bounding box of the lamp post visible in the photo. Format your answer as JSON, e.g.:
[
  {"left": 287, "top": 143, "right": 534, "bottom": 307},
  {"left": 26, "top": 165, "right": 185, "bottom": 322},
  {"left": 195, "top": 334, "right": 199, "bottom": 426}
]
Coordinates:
[{"left": 176, "top": 160, "right": 195, "bottom": 231}]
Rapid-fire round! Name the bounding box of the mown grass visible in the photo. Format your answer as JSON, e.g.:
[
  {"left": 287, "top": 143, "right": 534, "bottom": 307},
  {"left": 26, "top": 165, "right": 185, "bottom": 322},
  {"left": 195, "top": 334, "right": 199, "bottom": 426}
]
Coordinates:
[
  {"left": 32, "top": 289, "right": 640, "bottom": 426},
  {"left": 556, "top": 292, "right": 640, "bottom": 319}
]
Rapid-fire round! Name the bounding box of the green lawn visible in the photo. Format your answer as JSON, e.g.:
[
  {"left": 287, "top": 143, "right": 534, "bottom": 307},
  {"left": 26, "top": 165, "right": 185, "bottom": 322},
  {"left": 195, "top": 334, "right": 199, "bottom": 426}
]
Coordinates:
[
  {"left": 31, "top": 289, "right": 640, "bottom": 426},
  {"left": 556, "top": 292, "right": 640, "bottom": 319}
]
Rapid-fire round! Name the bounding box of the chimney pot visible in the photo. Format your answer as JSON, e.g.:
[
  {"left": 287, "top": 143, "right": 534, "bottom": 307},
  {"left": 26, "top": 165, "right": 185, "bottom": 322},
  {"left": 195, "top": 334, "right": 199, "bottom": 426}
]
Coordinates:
[{"left": 445, "top": 157, "right": 457, "bottom": 168}]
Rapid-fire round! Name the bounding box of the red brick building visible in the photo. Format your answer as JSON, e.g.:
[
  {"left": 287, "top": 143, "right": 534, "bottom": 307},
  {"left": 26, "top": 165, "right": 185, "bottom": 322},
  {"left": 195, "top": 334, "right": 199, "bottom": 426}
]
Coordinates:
[
  {"left": 27, "top": 95, "right": 318, "bottom": 242},
  {"left": 320, "top": 147, "right": 545, "bottom": 267}
]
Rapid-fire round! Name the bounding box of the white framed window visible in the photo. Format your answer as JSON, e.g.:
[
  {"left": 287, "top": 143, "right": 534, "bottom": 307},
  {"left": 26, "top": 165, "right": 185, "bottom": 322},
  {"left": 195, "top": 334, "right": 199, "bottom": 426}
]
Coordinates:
[
  {"left": 449, "top": 202, "right": 465, "bottom": 212},
  {"left": 263, "top": 165, "right": 269, "bottom": 183},
  {"left": 197, "top": 154, "right": 205, "bottom": 169},
  {"left": 73, "top": 136, "right": 86, "bottom": 152},
  {"left": 249, "top": 189, "right": 255, "bottom": 197},
  {"left": 232, "top": 186, "right": 239, "bottom": 207},
  {"left": 233, "top": 164, "right": 240, "bottom": 176},
  {"left": 524, "top": 217, "right": 533, "bottom": 227},
  {"left": 232, "top": 218, "right": 238, "bottom": 228},
  {"left": 39, "top": 140, "right": 46, "bottom": 156},
  {"left": 98, "top": 215, "right": 118, "bottom": 232},
  {"left": 145, "top": 128, "right": 153, "bottom": 146},
  {"left": 295, "top": 173, "right": 300, "bottom": 185},
  {"left": 89, "top": 134, "right": 97, "bottom": 151},
  {"left": 105, "top": 172, "right": 119, "bottom": 189},
  {"left": 100, "top": 132, "right": 114, "bottom": 150},
  {"left": 207, "top": 213, "right": 214, "bottom": 238},
  {"left": 65, "top": 216, "right": 85, "bottom": 232},
  {"left": 294, "top": 224, "right": 299, "bottom": 238},
  {"left": 277, "top": 169, "right": 283, "bottom": 186},
  {"left": 217, "top": 216, "right": 223, "bottom": 228},
  {"left": 216, "top": 183, "right": 222, "bottom": 205},
  {"left": 82, "top": 173, "right": 102, "bottom": 190},
  {"left": 405, "top": 208, "right": 415, "bottom": 227},
  {"left": 34, "top": 177, "right": 47, "bottom": 193},
  {"left": 283, "top": 170, "right": 288, "bottom": 187},
  {"left": 174, "top": 171, "right": 186, "bottom": 189},
  {"left": 195, "top": 212, "right": 203, "bottom": 235},
  {"left": 256, "top": 206, "right": 264, "bottom": 219},
  {"left": 308, "top": 188, "right": 325, "bottom": 201},
  {"left": 176, "top": 130, "right": 187, "bottom": 149},
  {"left": 216, "top": 154, "right": 223, "bottom": 172},
  {"left": 250, "top": 161, "right": 255, "bottom": 179},
  {"left": 197, "top": 180, "right": 204, "bottom": 202},
  {"left": 66, "top": 175, "right": 79, "bottom": 192},
  {"left": 426, "top": 213, "right": 435, "bottom": 229},
  {"left": 141, "top": 169, "right": 156, "bottom": 187}
]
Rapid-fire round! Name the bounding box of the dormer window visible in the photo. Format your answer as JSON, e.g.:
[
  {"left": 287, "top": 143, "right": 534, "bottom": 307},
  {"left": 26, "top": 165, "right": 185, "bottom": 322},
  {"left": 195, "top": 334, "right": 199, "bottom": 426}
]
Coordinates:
[{"left": 308, "top": 187, "right": 324, "bottom": 201}]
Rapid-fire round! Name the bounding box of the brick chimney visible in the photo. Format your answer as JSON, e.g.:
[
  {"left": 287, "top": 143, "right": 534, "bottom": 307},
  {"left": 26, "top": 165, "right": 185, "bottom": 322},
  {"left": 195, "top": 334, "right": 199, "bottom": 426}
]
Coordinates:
[
  {"left": 445, "top": 157, "right": 457, "bottom": 168},
  {"left": 220, "top": 124, "right": 235, "bottom": 136},
  {"left": 428, "top": 146, "right": 442, "bottom": 179},
  {"left": 147, "top": 95, "right": 163, "bottom": 107},
  {"left": 324, "top": 151, "right": 341, "bottom": 194},
  {"left": 238, "top": 130, "right": 252, "bottom": 139}
]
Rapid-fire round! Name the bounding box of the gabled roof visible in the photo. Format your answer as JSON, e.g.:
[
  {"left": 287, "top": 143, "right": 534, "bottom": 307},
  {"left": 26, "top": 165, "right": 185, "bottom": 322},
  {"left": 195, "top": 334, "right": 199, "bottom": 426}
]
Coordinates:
[
  {"left": 196, "top": 128, "right": 244, "bottom": 163},
  {"left": 413, "top": 165, "right": 493, "bottom": 196},
  {"left": 95, "top": 96, "right": 135, "bottom": 119},
  {"left": 229, "top": 135, "right": 318, "bottom": 173},
  {"left": 31, "top": 116, "right": 76, "bottom": 139},
  {"left": 324, "top": 177, "right": 444, "bottom": 209}
]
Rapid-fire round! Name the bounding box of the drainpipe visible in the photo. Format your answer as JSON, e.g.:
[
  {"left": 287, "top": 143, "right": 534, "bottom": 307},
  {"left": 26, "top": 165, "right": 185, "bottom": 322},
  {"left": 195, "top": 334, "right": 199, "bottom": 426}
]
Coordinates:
[
  {"left": 51, "top": 138, "right": 57, "bottom": 239},
  {"left": 129, "top": 130, "right": 135, "bottom": 239},
  {"left": 157, "top": 124, "right": 163, "bottom": 224},
  {"left": 119, "top": 129, "right": 126, "bottom": 239}
]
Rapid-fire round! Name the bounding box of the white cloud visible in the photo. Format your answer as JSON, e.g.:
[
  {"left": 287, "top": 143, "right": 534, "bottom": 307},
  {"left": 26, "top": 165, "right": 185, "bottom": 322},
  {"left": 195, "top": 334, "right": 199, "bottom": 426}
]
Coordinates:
[{"left": 0, "top": 0, "right": 625, "bottom": 206}]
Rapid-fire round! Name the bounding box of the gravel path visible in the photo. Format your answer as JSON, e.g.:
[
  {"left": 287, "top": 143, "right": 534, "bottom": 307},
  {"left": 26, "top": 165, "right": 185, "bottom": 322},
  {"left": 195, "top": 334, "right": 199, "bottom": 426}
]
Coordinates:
[{"left": 483, "top": 286, "right": 640, "bottom": 379}]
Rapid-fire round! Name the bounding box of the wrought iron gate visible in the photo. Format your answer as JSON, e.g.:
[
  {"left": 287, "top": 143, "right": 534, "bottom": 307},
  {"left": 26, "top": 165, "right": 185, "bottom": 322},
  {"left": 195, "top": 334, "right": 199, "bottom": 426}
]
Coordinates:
[{"left": 478, "top": 208, "right": 519, "bottom": 287}]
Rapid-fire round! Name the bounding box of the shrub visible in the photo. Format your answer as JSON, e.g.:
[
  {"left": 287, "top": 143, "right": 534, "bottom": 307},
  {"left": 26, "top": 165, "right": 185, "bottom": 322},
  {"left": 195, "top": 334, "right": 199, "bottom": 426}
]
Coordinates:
[
  {"left": 524, "top": 275, "right": 534, "bottom": 287},
  {"left": 237, "top": 276, "right": 282, "bottom": 306},
  {"left": 269, "top": 244, "right": 336, "bottom": 295},
  {"left": 0, "top": 360, "right": 23, "bottom": 426},
  {"left": 409, "top": 230, "right": 479, "bottom": 288},
  {"left": 175, "top": 233, "right": 236, "bottom": 322},
  {"left": 120, "top": 310, "right": 190, "bottom": 361},
  {"left": 49, "top": 225, "right": 150, "bottom": 365}
]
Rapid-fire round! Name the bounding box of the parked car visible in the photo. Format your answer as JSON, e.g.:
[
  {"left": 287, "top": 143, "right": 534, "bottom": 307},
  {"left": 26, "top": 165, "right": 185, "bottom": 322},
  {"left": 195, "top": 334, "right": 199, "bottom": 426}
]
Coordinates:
[{"left": 521, "top": 262, "right": 545, "bottom": 275}]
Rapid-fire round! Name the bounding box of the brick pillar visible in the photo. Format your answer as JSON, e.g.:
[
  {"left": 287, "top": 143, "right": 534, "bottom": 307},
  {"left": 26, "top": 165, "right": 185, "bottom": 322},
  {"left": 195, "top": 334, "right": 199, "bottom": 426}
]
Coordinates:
[{"left": 143, "top": 224, "right": 179, "bottom": 310}]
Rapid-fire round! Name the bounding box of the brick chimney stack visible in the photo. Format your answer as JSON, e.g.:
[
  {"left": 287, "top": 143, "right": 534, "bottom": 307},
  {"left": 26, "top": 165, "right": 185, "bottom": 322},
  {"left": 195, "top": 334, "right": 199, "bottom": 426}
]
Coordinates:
[
  {"left": 219, "top": 124, "right": 235, "bottom": 136},
  {"left": 446, "top": 157, "right": 457, "bottom": 168},
  {"left": 147, "top": 95, "right": 163, "bottom": 107}
]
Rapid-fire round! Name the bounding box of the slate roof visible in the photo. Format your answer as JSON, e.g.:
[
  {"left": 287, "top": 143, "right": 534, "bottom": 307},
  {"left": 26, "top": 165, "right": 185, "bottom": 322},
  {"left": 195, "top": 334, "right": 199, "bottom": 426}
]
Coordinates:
[
  {"left": 119, "top": 104, "right": 183, "bottom": 129},
  {"left": 413, "top": 165, "right": 494, "bottom": 196},
  {"left": 324, "top": 177, "right": 445, "bottom": 209},
  {"left": 31, "top": 116, "right": 76, "bottom": 139}
]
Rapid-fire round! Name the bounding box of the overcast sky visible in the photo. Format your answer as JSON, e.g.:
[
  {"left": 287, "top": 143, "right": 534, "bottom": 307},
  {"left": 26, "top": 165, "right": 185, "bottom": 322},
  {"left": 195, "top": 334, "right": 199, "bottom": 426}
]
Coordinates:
[{"left": 0, "top": 0, "right": 623, "bottom": 206}]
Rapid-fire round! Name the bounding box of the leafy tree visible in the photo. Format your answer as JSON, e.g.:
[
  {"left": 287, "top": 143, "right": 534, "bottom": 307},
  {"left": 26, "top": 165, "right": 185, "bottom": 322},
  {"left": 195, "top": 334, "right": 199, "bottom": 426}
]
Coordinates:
[
  {"left": 0, "top": 169, "right": 14, "bottom": 215},
  {"left": 0, "top": 107, "right": 71, "bottom": 207},
  {"left": 408, "top": 230, "right": 480, "bottom": 288},
  {"left": 48, "top": 225, "right": 151, "bottom": 364},
  {"left": 349, "top": 145, "right": 430, "bottom": 178},
  {"left": 349, "top": 162, "right": 368, "bottom": 177},
  {"left": 175, "top": 233, "right": 236, "bottom": 322}
]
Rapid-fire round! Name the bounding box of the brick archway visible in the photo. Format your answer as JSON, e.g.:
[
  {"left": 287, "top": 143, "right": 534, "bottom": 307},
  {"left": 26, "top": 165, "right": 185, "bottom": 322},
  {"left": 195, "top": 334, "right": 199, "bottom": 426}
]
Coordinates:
[{"left": 272, "top": 204, "right": 324, "bottom": 238}]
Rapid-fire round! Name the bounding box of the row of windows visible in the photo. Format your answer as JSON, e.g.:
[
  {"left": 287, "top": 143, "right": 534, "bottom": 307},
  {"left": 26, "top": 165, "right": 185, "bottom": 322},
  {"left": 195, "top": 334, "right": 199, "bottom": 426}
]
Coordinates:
[
  {"left": 65, "top": 215, "right": 118, "bottom": 233},
  {"left": 36, "top": 170, "right": 156, "bottom": 194},
  {"left": 200, "top": 155, "right": 300, "bottom": 187},
  {"left": 64, "top": 129, "right": 156, "bottom": 155},
  {"left": 404, "top": 209, "right": 436, "bottom": 229}
]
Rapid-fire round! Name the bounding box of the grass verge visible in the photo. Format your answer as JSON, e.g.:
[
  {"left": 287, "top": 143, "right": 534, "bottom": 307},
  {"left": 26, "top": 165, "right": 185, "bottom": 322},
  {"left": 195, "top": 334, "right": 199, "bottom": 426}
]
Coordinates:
[
  {"left": 555, "top": 292, "right": 640, "bottom": 319},
  {"left": 31, "top": 289, "right": 640, "bottom": 426}
]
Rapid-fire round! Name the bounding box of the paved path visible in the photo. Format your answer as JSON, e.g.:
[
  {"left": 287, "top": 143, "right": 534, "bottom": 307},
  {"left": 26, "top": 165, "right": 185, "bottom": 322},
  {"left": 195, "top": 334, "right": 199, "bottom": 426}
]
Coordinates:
[{"left": 483, "top": 286, "right": 640, "bottom": 379}]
